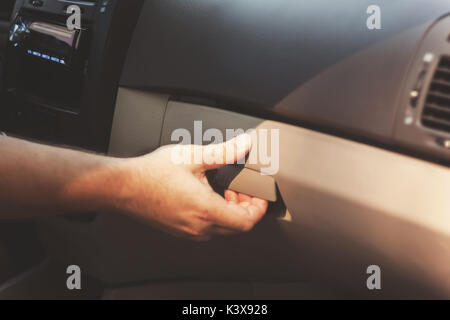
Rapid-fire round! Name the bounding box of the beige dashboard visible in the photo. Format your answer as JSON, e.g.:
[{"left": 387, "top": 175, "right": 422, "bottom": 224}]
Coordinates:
[{"left": 107, "top": 87, "right": 450, "bottom": 297}]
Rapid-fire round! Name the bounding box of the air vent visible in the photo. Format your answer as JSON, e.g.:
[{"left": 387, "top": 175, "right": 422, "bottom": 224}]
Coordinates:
[{"left": 421, "top": 56, "right": 450, "bottom": 134}]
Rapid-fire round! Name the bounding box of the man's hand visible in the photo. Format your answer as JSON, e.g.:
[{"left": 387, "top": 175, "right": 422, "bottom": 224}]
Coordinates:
[
  {"left": 0, "top": 134, "right": 268, "bottom": 240},
  {"left": 106, "top": 135, "right": 268, "bottom": 241}
]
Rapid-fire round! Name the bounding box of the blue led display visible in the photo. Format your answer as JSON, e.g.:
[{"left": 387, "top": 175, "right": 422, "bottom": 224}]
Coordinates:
[{"left": 27, "top": 49, "right": 67, "bottom": 65}]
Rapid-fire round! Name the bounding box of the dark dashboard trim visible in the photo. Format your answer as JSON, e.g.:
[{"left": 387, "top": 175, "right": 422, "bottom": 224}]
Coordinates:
[{"left": 120, "top": 0, "right": 450, "bottom": 165}]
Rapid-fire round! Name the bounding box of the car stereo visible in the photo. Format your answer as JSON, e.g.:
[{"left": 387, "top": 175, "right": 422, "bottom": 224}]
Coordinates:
[
  {"left": 0, "top": 0, "right": 144, "bottom": 152},
  {"left": 10, "top": 16, "right": 80, "bottom": 67},
  {"left": 5, "top": 11, "right": 91, "bottom": 112}
]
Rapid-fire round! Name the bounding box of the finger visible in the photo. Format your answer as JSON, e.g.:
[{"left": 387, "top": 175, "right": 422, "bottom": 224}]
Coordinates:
[
  {"left": 236, "top": 196, "right": 267, "bottom": 224},
  {"left": 235, "top": 192, "right": 268, "bottom": 214},
  {"left": 238, "top": 193, "right": 253, "bottom": 203},
  {"left": 239, "top": 202, "right": 250, "bottom": 209},
  {"left": 245, "top": 202, "right": 267, "bottom": 221},
  {"left": 224, "top": 190, "right": 239, "bottom": 203},
  {"left": 205, "top": 193, "right": 265, "bottom": 232},
  {"left": 194, "top": 134, "right": 252, "bottom": 172},
  {"left": 251, "top": 197, "right": 269, "bottom": 212}
]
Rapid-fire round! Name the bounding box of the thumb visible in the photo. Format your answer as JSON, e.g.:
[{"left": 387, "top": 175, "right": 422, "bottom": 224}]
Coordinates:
[{"left": 194, "top": 133, "right": 252, "bottom": 172}]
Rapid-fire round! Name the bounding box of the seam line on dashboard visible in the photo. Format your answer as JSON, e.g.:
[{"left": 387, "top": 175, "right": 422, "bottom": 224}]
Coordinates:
[{"left": 158, "top": 97, "right": 170, "bottom": 146}]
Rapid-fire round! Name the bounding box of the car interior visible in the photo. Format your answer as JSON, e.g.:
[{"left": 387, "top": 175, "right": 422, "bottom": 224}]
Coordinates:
[{"left": 0, "top": 0, "right": 449, "bottom": 300}]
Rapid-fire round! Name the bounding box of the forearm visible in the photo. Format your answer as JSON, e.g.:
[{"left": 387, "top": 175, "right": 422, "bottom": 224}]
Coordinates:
[
  {"left": 0, "top": 135, "right": 124, "bottom": 219},
  {"left": 0, "top": 134, "right": 267, "bottom": 239}
]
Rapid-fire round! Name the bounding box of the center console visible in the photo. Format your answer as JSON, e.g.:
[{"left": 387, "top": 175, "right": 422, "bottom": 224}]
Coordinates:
[{"left": 0, "top": 0, "right": 143, "bottom": 151}]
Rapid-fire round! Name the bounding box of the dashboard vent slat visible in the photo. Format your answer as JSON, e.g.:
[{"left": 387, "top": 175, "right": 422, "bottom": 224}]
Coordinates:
[
  {"left": 435, "top": 69, "right": 450, "bottom": 82},
  {"left": 425, "top": 103, "right": 450, "bottom": 113},
  {"left": 422, "top": 116, "right": 450, "bottom": 133},
  {"left": 430, "top": 80, "right": 450, "bottom": 93},
  {"left": 438, "top": 56, "right": 450, "bottom": 69},
  {"left": 421, "top": 56, "right": 450, "bottom": 134},
  {"left": 423, "top": 106, "right": 450, "bottom": 121}
]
